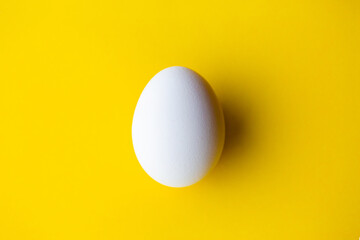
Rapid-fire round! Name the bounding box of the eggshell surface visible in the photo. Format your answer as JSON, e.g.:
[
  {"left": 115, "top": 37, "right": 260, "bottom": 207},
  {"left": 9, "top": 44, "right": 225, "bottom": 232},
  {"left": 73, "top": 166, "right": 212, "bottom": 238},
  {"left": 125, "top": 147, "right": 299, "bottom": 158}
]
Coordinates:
[{"left": 132, "top": 66, "right": 225, "bottom": 187}]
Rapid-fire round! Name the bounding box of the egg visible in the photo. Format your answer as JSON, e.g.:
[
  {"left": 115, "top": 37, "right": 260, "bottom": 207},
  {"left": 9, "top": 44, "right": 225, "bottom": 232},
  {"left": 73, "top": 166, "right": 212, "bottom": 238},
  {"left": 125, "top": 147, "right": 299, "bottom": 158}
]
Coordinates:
[{"left": 132, "top": 66, "right": 225, "bottom": 187}]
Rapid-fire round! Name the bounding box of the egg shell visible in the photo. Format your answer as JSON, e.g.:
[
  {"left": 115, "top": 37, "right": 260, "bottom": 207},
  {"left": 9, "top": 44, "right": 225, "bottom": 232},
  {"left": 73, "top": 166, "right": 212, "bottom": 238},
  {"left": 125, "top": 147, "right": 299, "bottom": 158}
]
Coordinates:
[{"left": 132, "top": 66, "right": 225, "bottom": 187}]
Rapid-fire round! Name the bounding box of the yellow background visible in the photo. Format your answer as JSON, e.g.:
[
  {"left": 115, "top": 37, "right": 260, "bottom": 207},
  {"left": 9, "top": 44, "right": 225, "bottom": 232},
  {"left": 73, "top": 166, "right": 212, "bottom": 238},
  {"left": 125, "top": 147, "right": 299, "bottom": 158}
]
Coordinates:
[{"left": 0, "top": 0, "right": 359, "bottom": 239}]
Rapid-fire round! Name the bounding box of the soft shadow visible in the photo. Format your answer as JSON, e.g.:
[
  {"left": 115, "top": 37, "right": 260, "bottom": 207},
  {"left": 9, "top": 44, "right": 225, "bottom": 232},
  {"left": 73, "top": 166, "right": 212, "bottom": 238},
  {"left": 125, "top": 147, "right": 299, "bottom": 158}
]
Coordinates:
[
  {"left": 222, "top": 102, "right": 248, "bottom": 157},
  {"left": 202, "top": 67, "right": 271, "bottom": 188},
  {"left": 219, "top": 94, "right": 253, "bottom": 164},
  {"left": 203, "top": 82, "right": 257, "bottom": 188},
  {"left": 212, "top": 72, "right": 262, "bottom": 174}
]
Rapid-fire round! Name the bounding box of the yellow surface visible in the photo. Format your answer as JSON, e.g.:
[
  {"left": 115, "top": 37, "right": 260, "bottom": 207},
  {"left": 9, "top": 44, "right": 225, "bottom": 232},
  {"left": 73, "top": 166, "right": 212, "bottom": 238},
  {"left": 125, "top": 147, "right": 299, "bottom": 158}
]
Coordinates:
[{"left": 0, "top": 0, "right": 359, "bottom": 239}]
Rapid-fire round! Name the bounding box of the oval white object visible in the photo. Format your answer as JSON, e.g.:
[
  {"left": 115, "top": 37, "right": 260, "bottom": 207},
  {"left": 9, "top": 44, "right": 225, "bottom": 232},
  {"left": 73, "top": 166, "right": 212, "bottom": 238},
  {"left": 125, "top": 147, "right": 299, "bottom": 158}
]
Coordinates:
[{"left": 132, "top": 66, "right": 225, "bottom": 187}]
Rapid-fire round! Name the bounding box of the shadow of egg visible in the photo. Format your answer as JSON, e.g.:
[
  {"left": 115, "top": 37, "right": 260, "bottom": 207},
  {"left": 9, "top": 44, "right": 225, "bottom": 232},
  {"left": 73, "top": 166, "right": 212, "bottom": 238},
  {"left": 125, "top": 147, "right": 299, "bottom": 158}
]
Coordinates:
[
  {"left": 217, "top": 91, "right": 255, "bottom": 169},
  {"left": 202, "top": 74, "right": 265, "bottom": 187}
]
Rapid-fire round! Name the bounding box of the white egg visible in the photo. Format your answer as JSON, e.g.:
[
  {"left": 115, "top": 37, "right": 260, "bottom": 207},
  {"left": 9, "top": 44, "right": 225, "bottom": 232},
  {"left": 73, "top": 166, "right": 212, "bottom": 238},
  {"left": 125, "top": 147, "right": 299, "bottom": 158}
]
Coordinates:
[{"left": 132, "top": 66, "right": 225, "bottom": 187}]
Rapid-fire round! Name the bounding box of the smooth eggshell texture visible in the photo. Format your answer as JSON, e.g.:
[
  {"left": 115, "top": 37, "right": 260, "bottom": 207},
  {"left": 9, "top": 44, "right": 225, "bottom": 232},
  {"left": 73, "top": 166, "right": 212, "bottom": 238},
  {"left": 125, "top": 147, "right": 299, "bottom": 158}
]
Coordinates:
[{"left": 132, "top": 66, "right": 225, "bottom": 187}]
